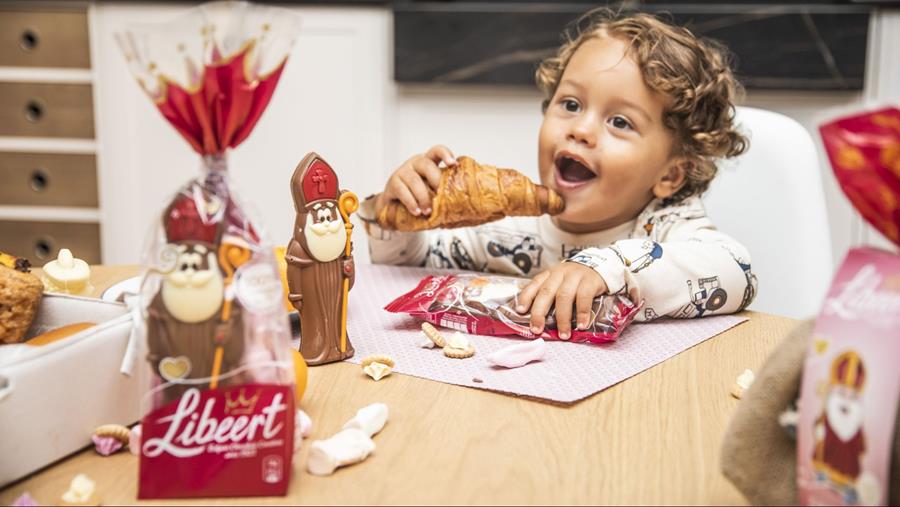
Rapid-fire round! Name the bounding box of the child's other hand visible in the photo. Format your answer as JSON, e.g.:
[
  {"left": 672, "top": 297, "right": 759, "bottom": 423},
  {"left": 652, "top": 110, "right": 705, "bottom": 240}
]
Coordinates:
[
  {"left": 375, "top": 145, "right": 457, "bottom": 217},
  {"left": 516, "top": 263, "right": 608, "bottom": 340}
]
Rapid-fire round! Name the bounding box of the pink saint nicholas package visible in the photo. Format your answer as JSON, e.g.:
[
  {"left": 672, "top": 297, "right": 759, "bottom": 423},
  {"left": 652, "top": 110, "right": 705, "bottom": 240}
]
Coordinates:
[{"left": 797, "top": 248, "right": 900, "bottom": 506}]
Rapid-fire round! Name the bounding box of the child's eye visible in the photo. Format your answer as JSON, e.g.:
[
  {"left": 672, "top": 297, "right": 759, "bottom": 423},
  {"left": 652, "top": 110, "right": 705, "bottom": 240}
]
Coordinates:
[
  {"left": 561, "top": 99, "right": 581, "bottom": 113},
  {"left": 608, "top": 116, "right": 633, "bottom": 130}
]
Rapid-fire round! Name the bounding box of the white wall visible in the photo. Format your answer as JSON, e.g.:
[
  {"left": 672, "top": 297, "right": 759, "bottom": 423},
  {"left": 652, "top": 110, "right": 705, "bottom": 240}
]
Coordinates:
[{"left": 390, "top": 84, "right": 544, "bottom": 181}]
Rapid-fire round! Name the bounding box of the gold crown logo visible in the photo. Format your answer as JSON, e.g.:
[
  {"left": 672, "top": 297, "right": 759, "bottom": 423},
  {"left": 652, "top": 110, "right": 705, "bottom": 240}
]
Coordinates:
[{"left": 224, "top": 388, "right": 261, "bottom": 416}]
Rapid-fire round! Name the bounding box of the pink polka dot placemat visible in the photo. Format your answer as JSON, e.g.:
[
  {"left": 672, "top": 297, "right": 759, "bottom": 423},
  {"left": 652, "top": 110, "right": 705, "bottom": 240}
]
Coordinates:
[{"left": 341, "top": 263, "right": 747, "bottom": 405}]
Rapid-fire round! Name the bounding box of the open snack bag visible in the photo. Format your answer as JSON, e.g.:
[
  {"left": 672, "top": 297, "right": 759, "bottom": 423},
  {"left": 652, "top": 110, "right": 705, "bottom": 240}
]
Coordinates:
[
  {"left": 116, "top": 1, "right": 300, "bottom": 499},
  {"left": 386, "top": 273, "right": 640, "bottom": 343}
]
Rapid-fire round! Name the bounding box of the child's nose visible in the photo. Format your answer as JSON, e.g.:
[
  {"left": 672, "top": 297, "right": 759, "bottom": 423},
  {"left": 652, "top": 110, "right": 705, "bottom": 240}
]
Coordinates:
[{"left": 567, "top": 117, "right": 597, "bottom": 147}]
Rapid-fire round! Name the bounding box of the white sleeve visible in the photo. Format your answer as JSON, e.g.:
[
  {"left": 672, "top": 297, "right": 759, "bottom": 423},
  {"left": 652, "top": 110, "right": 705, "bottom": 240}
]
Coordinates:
[
  {"left": 567, "top": 213, "right": 757, "bottom": 321},
  {"left": 357, "top": 195, "right": 429, "bottom": 266},
  {"left": 357, "top": 195, "right": 493, "bottom": 271}
]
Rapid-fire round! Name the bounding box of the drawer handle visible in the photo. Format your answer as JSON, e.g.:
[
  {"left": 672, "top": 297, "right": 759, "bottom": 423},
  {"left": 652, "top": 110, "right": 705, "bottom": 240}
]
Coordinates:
[
  {"left": 34, "top": 237, "right": 55, "bottom": 260},
  {"left": 19, "top": 28, "right": 39, "bottom": 52},
  {"left": 29, "top": 169, "right": 49, "bottom": 192},
  {"left": 24, "top": 100, "right": 44, "bottom": 123}
]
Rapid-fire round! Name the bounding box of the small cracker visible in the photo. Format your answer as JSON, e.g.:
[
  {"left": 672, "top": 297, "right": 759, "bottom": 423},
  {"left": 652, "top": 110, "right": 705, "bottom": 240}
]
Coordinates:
[
  {"left": 443, "top": 345, "right": 476, "bottom": 359},
  {"left": 361, "top": 355, "right": 395, "bottom": 368},
  {"left": 421, "top": 322, "right": 447, "bottom": 348},
  {"left": 363, "top": 362, "right": 392, "bottom": 381},
  {"left": 94, "top": 424, "right": 130, "bottom": 444},
  {"left": 730, "top": 369, "right": 755, "bottom": 399}
]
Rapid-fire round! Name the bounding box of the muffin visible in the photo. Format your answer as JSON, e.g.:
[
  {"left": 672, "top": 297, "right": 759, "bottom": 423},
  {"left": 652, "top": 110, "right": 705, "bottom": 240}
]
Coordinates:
[{"left": 0, "top": 254, "right": 43, "bottom": 344}]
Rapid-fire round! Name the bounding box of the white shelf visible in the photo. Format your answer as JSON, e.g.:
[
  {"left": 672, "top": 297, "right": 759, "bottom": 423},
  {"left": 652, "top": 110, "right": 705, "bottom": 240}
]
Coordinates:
[
  {"left": 0, "top": 137, "right": 96, "bottom": 154},
  {"left": 0, "top": 206, "right": 101, "bottom": 223},
  {"left": 0, "top": 66, "right": 93, "bottom": 84}
]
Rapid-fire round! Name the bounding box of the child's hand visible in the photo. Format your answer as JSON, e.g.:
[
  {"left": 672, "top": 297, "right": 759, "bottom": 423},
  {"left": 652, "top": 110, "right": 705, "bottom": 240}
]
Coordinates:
[
  {"left": 375, "top": 145, "right": 457, "bottom": 217},
  {"left": 516, "top": 263, "right": 608, "bottom": 340}
]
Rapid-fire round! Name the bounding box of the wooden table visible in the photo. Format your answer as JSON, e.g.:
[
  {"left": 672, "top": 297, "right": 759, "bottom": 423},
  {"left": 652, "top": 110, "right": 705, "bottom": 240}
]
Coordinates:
[{"left": 0, "top": 266, "right": 799, "bottom": 505}]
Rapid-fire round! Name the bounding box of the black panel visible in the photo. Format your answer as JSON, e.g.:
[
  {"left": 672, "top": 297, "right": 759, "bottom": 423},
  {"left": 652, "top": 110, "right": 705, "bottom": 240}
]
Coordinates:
[{"left": 394, "top": 2, "right": 874, "bottom": 90}]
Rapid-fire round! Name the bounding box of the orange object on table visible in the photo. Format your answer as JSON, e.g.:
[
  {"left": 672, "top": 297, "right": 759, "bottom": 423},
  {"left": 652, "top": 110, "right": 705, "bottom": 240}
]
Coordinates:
[{"left": 27, "top": 322, "right": 95, "bottom": 346}]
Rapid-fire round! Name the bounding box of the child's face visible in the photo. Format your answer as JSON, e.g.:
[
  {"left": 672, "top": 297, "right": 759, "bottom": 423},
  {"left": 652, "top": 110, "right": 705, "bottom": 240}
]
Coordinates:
[{"left": 538, "top": 36, "right": 681, "bottom": 232}]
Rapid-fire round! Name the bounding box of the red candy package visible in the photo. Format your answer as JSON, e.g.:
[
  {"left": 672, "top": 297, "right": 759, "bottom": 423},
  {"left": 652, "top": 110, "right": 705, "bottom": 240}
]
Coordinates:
[
  {"left": 819, "top": 106, "right": 900, "bottom": 246},
  {"left": 385, "top": 274, "right": 641, "bottom": 344}
]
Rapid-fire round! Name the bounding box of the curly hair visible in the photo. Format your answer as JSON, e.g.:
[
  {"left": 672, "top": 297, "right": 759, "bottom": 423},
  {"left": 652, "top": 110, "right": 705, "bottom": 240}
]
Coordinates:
[{"left": 536, "top": 9, "right": 748, "bottom": 203}]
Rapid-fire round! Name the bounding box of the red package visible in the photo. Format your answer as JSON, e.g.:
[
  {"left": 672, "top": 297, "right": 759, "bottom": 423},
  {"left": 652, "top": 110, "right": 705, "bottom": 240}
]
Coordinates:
[
  {"left": 820, "top": 106, "right": 900, "bottom": 246},
  {"left": 385, "top": 273, "right": 640, "bottom": 344}
]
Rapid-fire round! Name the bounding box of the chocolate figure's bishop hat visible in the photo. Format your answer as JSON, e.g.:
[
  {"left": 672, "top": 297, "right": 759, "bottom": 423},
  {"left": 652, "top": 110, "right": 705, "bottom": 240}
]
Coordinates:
[
  {"left": 292, "top": 154, "right": 340, "bottom": 210},
  {"left": 163, "top": 192, "right": 220, "bottom": 244}
]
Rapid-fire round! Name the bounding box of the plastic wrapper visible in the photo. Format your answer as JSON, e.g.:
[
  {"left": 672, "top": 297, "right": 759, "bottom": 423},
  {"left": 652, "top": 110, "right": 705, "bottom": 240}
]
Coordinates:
[
  {"left": 819, "top": 106, "right": 900, "bottom": 247},
  {"left": 116, "top": 1, "right": 300, "bottom": 499},
  {"left": 385, "top": 273, "right": 640, "bottom": 344}
]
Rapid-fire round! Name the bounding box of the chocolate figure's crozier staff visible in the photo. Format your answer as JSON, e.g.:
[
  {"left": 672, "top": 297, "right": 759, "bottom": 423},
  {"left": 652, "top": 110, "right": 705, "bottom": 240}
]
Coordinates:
[
  {"left": 146, "top": 192, "right": 246, "bottom": 402},
  {"left": 286, "top": 153, "right": 357, "bottom": 365}
]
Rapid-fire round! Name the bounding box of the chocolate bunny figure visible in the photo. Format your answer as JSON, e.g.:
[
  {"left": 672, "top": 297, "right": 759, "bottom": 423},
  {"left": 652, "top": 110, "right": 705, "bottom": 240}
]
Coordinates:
[{"left": 286, "top": 153, "right": 356, "bottom": 365}]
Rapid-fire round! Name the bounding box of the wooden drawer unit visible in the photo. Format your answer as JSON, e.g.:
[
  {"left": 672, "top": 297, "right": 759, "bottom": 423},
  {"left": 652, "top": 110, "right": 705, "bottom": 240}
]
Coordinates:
[
  {"left": 0, "top": 8, "right": 90, "bottom": 68},
  {"left": 0, "top": 82, "right": 95, "bottom": 138},
  {"left": 0, "top": 152, "right": 97, "bottom": 207},
  {"left": 0, "top": 220, "right": 101, "bottom": 265}
]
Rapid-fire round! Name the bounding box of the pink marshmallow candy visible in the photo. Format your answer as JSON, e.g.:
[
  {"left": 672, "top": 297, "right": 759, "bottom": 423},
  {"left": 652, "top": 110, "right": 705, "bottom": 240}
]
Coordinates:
[
  {"left": 486, "top": 338, "right": 547, "bottom": 369},
  {"left": 92, "top": 434, "right": 123, "bottom": 456},
  {"left": 12, "top": 492, "right": 38, "bottom": 506}
]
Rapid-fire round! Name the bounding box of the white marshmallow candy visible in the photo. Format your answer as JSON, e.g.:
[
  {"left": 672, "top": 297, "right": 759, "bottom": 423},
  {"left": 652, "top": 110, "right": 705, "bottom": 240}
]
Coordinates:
[
  {"left": 306, "top": 403, "right": 389, "bottom": 476},
  {"left": 307, "top": 428, "right": 376, "bottom": 476},
  {"left": 342, "top": 402, "right": 389, "bottom": 437}
]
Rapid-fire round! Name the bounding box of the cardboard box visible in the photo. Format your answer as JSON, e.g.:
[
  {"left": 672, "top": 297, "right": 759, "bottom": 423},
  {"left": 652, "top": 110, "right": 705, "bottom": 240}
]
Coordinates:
[{"left": 0, "top": 294, "right": 147, "bottom": 486}]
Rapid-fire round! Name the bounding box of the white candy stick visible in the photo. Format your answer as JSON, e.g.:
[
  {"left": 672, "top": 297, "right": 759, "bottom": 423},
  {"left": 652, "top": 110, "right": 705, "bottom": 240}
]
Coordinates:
[
  {"left": 342, "top": 402, "right": 389, "bottom": 437},
  {"left": 297, "top": 409, "right": 313, "bottom": 438},
  {"left": 294, "top": 409, "right": 313, "bottom": 452},
  {"left": 486, "top": 338, "right": 546, "bottom": 369},
  {"left": 306, "top": 428, "right": 375, "bottom": 476}
]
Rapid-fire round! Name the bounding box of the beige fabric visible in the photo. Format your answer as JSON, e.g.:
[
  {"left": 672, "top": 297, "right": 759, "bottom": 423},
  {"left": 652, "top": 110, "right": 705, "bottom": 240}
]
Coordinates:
[{"left": 721, "top": 320, "right": 900, "bottom": 505}]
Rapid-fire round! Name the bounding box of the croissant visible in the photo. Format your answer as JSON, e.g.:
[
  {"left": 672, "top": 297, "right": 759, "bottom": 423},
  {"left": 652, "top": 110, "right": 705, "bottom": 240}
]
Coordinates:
[{"left": 376, "top": 156, "right": 565, "bottom": 231}]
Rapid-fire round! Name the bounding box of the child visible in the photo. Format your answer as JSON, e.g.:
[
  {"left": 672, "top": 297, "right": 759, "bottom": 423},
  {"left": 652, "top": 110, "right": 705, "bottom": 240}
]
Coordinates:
[{"left": 357, "top": 10, "right": 757, "bottom": 339}]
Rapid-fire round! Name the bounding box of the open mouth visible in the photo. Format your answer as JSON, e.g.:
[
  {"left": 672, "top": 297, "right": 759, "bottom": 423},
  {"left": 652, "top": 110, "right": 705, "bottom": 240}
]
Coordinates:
[{"left": 555, "top": 155, "right": 596, "bottom": 186}]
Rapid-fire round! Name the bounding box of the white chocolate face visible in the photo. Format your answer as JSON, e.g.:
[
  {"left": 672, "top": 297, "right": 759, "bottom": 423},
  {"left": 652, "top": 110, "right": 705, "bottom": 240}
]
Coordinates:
[
  {"left": 825, "top": 385, "right": 864, "bottom": 441},
  {"left": 302, "top": 202, "right": 345, "bottom": 262},
  {"left": 161, "top": 244, "right": 224, "bottom": 323}
]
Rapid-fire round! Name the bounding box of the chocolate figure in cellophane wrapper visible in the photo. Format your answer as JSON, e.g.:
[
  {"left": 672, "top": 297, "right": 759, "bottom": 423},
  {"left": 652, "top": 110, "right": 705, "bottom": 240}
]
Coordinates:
[
  {"left": 116, "top": 1, "right": 299, "bottom": 499},
  {"left": 286, "top": 153, "right": 358, "bottom": 365}
]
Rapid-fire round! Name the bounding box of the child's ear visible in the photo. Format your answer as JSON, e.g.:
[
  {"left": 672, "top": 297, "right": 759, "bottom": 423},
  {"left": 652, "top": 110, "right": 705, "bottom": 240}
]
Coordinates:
[{"left": 652, "top": 157, "right": 690, "bottom": 199}]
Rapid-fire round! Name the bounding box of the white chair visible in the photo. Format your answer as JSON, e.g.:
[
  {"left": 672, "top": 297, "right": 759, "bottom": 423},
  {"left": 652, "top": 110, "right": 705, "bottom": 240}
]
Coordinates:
[{"left": 702, "top": 107, "right": 833, "bottom": 319}]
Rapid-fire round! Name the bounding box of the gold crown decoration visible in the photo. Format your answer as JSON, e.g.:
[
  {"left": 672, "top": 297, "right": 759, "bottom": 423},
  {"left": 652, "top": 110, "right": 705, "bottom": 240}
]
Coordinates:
[
  {"left": 225, "top": 388, "right": 262, "bottom": 416},
  {"left": 830, "top": 350, "right": 866, "bottom": 391}
]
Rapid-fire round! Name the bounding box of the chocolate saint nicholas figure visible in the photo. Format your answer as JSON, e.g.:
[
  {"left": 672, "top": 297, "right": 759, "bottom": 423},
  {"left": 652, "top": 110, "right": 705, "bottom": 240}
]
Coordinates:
[
  {"left": 146, "top": 192, "right": 245, "bottom": 402},
  {"left": 286, "top": 153, "right": 356, "bottom": 365}
]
